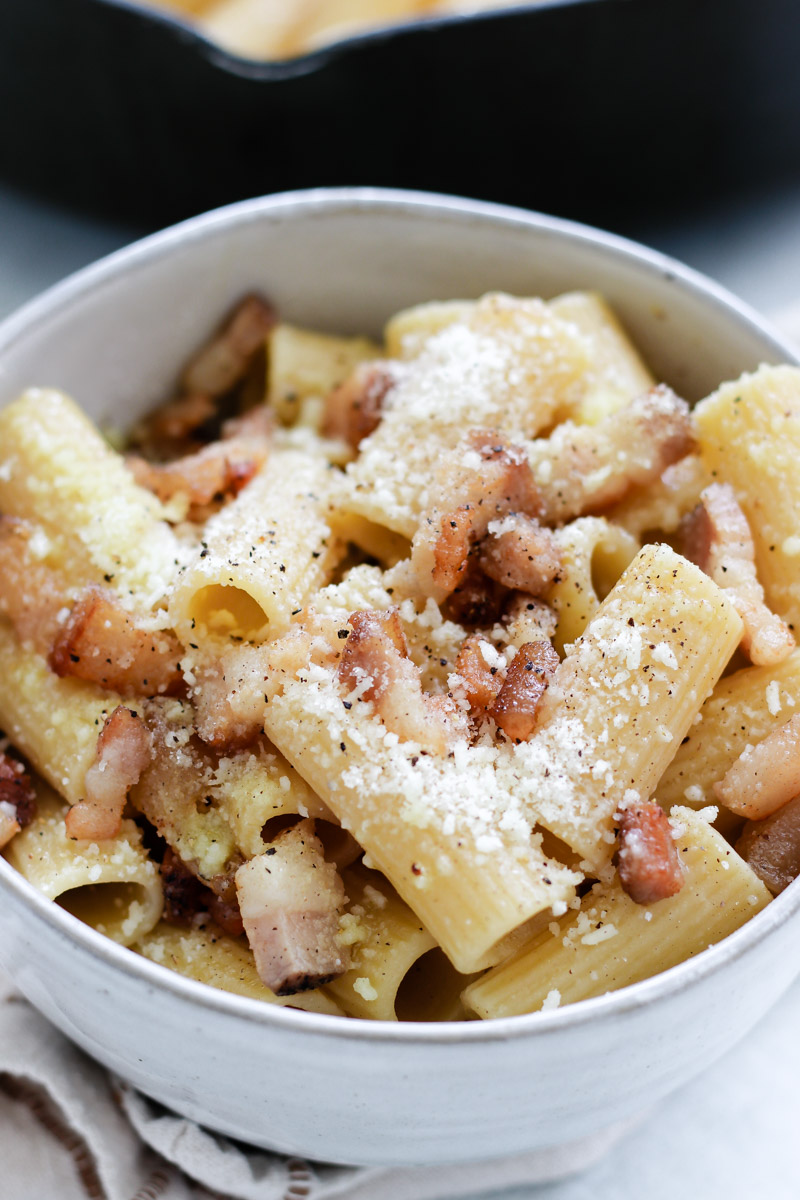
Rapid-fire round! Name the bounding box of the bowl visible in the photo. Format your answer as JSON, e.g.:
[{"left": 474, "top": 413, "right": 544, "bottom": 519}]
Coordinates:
[
  {"left": 3, "top": 0, "right": 800, "bottom": 228},
  {"left": 0, "top": 187, "right": 799, "bottom": 1167}
]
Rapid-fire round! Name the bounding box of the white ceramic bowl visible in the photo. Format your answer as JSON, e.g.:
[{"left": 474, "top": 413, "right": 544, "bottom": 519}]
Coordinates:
[{"left": 1, "top": 188, "right": 799, "bottom": 1168}]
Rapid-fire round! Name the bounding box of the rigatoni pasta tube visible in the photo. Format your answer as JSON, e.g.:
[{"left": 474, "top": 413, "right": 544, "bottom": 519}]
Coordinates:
[
  {"left": 657, "top": 649, "right": 800, "bottom": 811},
  {"left": 543, "top": 516, "right": 639, "bottom": 655},
  {"left": 0, "top": 623, "right": 117, "bottom": 805},
  {"left": 214, "top": 744, "right": 331, "bottom": 859},
  {"left": 169, "top": 448, "right": 342, "bottom": 642},
  {"left": 6, "top": 788, "right": 163, "bottom": 947},
  {"left": 0, "top": 389, "right": 179, "bottom": 604},
  {"left": 549, "top": 290, "right": 654, "bottom": 424},
  {"left": 694, "top": 365, "right": 800, "bottom": 630},
  {"left": 326, "top": 864, "right": 438, "bottom": 1020},
  {"left": 504, "top": 544, "right": 743, "bottom": 866},
  {"left": 135, "top": 923, "right": 344, "bottom": 1015},
  {"left": 263, "top": 667, "right": 580, "bottom": 974},
  {"left": 268, "top": 324, "right": 379, "bottom": 425},
  {"left": 463, "top": 807, "right": 770, "bottom": 1018}
]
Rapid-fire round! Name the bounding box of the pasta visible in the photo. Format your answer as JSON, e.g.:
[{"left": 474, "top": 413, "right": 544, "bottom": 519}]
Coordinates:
[
  {"left": 1, "top": 286, "right": 798, "bottom": 1021},
  {"left": 139, "top": 0, "right": 547, "bottom": 61}
]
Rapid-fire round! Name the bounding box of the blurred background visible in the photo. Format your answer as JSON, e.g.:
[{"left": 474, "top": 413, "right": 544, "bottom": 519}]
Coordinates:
[{"left": 3, "top": 0, "right": 800, "bottom": 319}]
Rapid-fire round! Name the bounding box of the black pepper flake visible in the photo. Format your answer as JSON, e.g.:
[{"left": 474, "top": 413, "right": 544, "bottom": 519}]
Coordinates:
[
  {"left": 342, "top": 700, "right": 352, "bottom": 710},
  {"left": 337, "top": 629, "right": 350, "bottom": 639},
  {"left": 340, "top": 742, "right": 347, "bottom": 752}
]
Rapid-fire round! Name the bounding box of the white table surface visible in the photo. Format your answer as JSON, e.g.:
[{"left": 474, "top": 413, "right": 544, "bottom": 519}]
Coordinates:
[{"left": 2, "top": 177, "right": 800, "bottom": 1200}]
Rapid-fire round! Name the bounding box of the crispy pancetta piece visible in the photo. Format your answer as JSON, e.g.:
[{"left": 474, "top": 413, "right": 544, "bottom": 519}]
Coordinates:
[
  {"left": 441, "top": 560, "right": 506, "bottom": 629},
  {"left": 530, "top": 385, "right": 693, "bottom": 524},
  {"left": 431, "top": 506, "right": 473, "bottom": 594},
  {"left": 235, "top": 819, "right": 349, "bottom": 995},
  {"left": 181, "top": 294, "right": 276, "bottom": 399},
  {"left": 160, "top": 847, "right": 244, "bottom": 937},
  {"left": 616, "top": 802, "right": 684, "bottom": 905},
  {"left": 412, "top": 431, "right": 543, "bottom": 602},
  {"left": 66, "top": 707, "right": 153, "bottom": 841},
  {"left": 736, "top": 793, "right": 800, "bottom": 895},
  {"left": 127, "top": 426, "right": 269, "bottom": 520},
  {"left": 337, "top": 609, "right": 468, "bottom": 754},
  {"left": 191, "top": 644, "right": 270, "bottom": 752},
  {"left": 321, "top": 362, "right": 398, "bottom": 448},
  {"left": 0, "top": 752, "right": 37, "bottom": 849},
  {"left": 682, "top": 482, "right": 795, "bottom": 667},
  {"left": 478, "top": 514, "right": 562, "bottom": 595},
  {"left": 50, "top": 586, "right": 183, "bottom": 698},
  {"left": 453, "top": 635, "right": 505, "bottom": 716},
  {"left": 714, "top": 714, "right": 800, "bottom": 820},
  {"left": 134, "top": 391, "right": 217, "bottom": 456},
  {"left": 0, "top": 516, "right": 67, "bottom": 653},
  {"left": 488, "top": 640, "right": 559, "bottom": 741}
]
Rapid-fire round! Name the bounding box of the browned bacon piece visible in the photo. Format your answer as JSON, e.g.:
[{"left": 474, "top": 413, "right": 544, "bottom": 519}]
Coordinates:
[
  {"left": 412, "top": 430, "right": 543, "bottom": 603},
  {"left": 127, "top": 431, "right": 268, "bottom": 520},
  {"left": 337, "top": 609, "right": 467, "bottom": 754},
  {"left": 321, "top": 362, "right": 397, "bottom": 448},
  {"left": 50, "top": 586, "right": 184, "bottom": 698},
  {"left": 192, "top": 644, "right": 270, "bottom": 752},
  {"left": 0, "top": 516, "right": 67, "bottom": 653},
  {"left": 736, "top": 793, "right": 800, "bottom": 895},
  {"left": 0, "top": 752, "right": 37, "bottom": 849},
  {"left": 441, "top": 560, "right": 506, "bottom": 629},
  {"left": 235, "top": 819, "right": 349, "bottom": 995},
  {"left": 431, "top": 506, "right": 473, "bottom": 593},
  {"left": 682, "top": 482, "right": 795, "bottom": 666},
  {"left": 479, "top": 515, "right": 562, "bottom": 595},
  {"left": 616, "top": 802, "right": 684, "bottom": 905},
  {"left": 221, "top": 404, "right": 275, "bottom": 441},
  {"left": 488, "top": 640, "right": 559, "bottom": 741},
  {"left": 137, "top": 391, "right": 217, "bottom": 453},
  {"left": 714, "top": 714, "right": 800, "bottom": 820},
  {"left": 161, "top": 848, "right": 244, "bottom": 937},
  {"left": 66, "top": 706, "right": 153, "bottom": 841},
  {"left": 531, "top": 385, "right": 693, "bottom": 524},
  {"left": 466, "top": 431, "right": 544, "bottom": 520},
  {"left": 182, "top": 294, "right": 277, "bottom": 399},
  {"left": 453, "top": 635, "right": 504, "bottom": 715}
]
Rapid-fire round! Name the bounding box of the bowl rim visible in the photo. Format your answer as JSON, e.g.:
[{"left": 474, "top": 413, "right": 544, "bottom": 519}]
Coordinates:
[
  {"left": 1, "top": 184, "right": 800, "bottom": 1046},
  {"left": 89, "top": 0, "right": 602, "bottom": 79}
]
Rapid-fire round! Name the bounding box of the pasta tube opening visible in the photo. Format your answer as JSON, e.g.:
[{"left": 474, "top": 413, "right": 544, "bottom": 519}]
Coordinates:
[
  {"left": 394, "top": 947, "right": 477, "bottom": 1023},
  {"left": 189, "top": 584, "right": 270, "bottom": 640},
  {"left": 58, "top": 881, "right": 161, "bottom": 947}
]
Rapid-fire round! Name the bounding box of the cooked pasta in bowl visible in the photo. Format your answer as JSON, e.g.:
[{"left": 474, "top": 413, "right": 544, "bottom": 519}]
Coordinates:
[{"left": 1, "top": 188, "right": 799, "bottom": 1164}]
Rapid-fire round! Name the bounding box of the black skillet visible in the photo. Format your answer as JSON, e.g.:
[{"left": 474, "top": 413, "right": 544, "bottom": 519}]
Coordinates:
[{"left": 1, "top": 0, "right": 798, "bottom": 231}]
